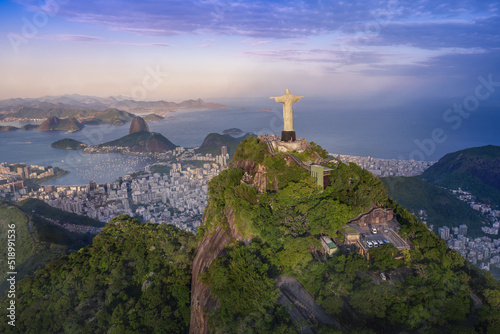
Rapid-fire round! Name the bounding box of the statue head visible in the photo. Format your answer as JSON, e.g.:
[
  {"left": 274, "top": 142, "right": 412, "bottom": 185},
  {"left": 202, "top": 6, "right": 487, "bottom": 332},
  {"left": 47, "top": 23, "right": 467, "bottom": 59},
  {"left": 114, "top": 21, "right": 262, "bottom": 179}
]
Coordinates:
[{"left": 285, "top": 88, "right": 290, "bottom": 94}]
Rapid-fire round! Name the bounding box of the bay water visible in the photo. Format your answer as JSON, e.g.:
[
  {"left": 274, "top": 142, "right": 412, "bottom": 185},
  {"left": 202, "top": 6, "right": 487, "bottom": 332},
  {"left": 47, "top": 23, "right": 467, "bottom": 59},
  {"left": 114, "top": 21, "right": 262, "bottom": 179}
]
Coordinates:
[{"left": 0, "top": 97, "right": 499, "bottom": 185}]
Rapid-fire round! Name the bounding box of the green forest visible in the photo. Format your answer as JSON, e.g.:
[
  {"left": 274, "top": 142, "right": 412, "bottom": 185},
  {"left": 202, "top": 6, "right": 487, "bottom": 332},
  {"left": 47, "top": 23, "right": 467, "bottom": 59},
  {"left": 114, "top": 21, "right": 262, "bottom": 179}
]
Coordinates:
[{"left": 0, "top": 215, "right": 196, "bottom": 333}]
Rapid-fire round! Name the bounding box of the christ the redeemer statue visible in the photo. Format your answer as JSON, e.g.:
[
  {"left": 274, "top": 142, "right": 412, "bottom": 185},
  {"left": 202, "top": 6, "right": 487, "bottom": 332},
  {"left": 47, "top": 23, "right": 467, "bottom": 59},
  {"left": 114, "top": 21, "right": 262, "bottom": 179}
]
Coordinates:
[{"left": 270, "top": 88, "right": 304, "bottom": 142}]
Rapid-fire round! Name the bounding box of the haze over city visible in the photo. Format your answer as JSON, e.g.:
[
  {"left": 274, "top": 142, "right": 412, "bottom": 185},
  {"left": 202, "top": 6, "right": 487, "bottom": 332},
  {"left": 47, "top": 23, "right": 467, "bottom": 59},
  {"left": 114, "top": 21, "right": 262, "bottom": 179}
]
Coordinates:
[{"left": 1, "top": 0, "right": 499, "bottom": 103}]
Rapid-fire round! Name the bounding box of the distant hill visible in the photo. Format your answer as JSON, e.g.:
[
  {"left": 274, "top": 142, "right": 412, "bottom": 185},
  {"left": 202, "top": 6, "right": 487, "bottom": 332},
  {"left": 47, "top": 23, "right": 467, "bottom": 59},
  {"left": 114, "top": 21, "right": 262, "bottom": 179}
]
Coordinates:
[
  {"left": 420, "top": 145, "right": 500, "bottom": 206},
  {"left": 19, "top": 123, "right": 38, "bottom": 130},
  {"left": 0, "top": 199, "right": 96, "bottom": 293},
  {"left": 196, "top": 132, "right": 253, "bottom": 157},
  {"left": 97, "top": 131, "right": 177, "bottom": 153},
  {"left": 51, "top": 138, "right": 87, "bottom": 150},
  {"left": 38, "top": 116, "right": 84, "bottom": 132},
  {"left": 8, "top": 106, "right": 86, "bottom": 119},
  {"left": 81, "top": 108, "right": 135, "bottom": 126},
  {"left": 0, "top": 94, "right": 229, "bottom": 117},
  {"left": 142, "top": 113, "right": 164, "bottom": 122},
  {"left": 382, "top": 176, "right": 484, "bottom": 236},
  {"left": 222, "top": 128, "right": 243, "bottom": 134},
  {"left": 0, "top": 124, "right": 38, "bottom": 131},
  {"left": 0, "top": 125, "right": 18, "bottom": 131}
]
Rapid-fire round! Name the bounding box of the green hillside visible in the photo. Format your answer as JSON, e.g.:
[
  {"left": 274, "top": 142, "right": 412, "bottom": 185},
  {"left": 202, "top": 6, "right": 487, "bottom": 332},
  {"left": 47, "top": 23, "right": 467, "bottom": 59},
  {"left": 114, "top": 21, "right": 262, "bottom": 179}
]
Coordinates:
[
  {"left": 0, "top": 215, "right": 196, "bottom": 333},
  {"left": 197, "top": 137, "right": 500, "bottom": 333},
  {"left": 382, "top": 176, "right": 484, "bottom": 237},
  {"left": 98, "top": 131, "right": 177, "bottom": 153},
  {"left": 83, "top": 108, "right": 135, "bottom": 125},
  {"left": 195, "top": 132, "right": 252, "bottom": 157},
  {"left": 0, "top": 200, "right": 94, "bottom": 294},
  {"left": 420, "top": 145, "right": 500, "bottom": 206}
]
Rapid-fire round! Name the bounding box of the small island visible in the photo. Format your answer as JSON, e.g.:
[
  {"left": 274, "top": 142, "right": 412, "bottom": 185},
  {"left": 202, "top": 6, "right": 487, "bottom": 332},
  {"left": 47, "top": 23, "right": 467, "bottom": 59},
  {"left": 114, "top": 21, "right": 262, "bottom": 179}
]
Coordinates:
[
  {"left": 222, "top": 128, "right": 243, "bottom": 135},
  {"left": 142, "top": 114, "right": 164, "bottom": 122},
  {"left": 51, "top": 138, "right": 88, "bottom": 150}
]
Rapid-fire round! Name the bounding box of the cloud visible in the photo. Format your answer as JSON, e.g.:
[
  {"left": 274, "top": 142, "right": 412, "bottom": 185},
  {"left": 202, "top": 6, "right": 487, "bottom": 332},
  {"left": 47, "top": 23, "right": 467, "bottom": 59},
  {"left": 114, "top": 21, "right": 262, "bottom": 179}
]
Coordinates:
[
  {"left": 241, "top": 48, "right": 384, "bottom": 68},
  {"left": 354, "top": 15, "right": 500, "bottom": 50},
  {"left": 50, "top": 35, "right": 174, "bottom": 47},
  {"left": 55, "top": 34, "right": 103, "bottom": 42},
  {"left": 13, "top": 0, "right": 500, "bottom": 53},
  {"left": 242, "top": 38, "right": 271, "bottom": 46}
]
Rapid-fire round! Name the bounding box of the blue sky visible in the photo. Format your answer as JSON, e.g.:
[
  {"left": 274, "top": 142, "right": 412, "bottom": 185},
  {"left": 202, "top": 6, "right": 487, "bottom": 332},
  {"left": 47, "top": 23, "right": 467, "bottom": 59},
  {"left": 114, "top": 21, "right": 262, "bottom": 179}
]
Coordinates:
[{"left": 0, "top": 0, "right": 499, "bottom": 102}]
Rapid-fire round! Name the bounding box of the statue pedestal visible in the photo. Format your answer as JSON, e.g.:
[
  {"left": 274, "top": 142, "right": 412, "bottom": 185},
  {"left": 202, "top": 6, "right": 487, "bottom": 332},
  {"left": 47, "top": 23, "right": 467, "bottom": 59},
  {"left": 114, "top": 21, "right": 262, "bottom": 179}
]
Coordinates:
[{"left": 281, "top": 131, "right": 296, "bottom": 142}]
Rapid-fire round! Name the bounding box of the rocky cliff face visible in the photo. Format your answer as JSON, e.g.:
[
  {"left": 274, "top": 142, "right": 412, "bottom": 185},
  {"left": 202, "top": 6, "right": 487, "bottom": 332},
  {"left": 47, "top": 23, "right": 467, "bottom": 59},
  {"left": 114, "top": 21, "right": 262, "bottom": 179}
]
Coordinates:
[
  {"left": 189, "top": 207, "right": 249, "bottom": 334},
  {"left": 231, "top": 159, "right": 276, "bottom": 193},
  {"left": 129, "top": 116, "right": 149, "bottom": 134}
]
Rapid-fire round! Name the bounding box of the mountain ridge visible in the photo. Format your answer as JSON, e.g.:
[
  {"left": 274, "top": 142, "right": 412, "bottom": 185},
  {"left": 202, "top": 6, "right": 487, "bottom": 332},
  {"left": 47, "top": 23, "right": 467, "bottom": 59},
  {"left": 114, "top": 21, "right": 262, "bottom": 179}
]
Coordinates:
[
  {"left": 0, "top": 94, "right": 229, "bottom": 117},
  {"left": 420, "top": 145, "right": 500, "bottom": 206}
]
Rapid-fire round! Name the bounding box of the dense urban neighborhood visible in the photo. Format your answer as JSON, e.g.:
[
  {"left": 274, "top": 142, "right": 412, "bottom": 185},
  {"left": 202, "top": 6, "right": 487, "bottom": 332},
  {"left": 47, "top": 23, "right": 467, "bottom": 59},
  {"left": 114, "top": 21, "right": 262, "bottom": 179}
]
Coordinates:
[
  {"left": 332, "top": 154, "right": 435, "bottom": 177},
  {"left": 0, "top": 148, "right": 228, "bottom": 234},
  {"left": 436, "top": 188, "right": 500, "bottom": 272}
]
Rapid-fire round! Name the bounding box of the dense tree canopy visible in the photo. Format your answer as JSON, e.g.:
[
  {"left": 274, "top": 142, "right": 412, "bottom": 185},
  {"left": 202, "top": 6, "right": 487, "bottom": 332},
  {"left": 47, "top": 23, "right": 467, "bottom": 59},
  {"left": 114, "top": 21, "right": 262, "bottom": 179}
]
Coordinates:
[{"left": 0, "top": 216, "right": 196, "bottom": 333}]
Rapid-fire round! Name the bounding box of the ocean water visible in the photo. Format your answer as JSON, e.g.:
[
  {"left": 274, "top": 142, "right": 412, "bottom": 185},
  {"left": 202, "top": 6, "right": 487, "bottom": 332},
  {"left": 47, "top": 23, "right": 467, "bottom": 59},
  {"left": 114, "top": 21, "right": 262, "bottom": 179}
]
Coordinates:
[{"left": 1, "top": 97, "right": 499, "bottom": 185}]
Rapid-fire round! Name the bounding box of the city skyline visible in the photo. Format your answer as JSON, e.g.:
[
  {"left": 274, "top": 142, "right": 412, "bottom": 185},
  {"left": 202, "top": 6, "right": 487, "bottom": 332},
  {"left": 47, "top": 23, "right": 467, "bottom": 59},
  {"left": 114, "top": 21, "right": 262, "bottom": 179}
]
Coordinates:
[{"left": 1, "top": 0, "right": 499, "bottom": 104}]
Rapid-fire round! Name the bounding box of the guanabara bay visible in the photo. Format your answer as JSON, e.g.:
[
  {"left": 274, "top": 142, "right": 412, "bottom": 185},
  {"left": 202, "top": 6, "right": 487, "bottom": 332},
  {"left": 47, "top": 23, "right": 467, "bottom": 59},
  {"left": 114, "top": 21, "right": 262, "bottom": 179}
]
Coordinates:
[{"left": 1, "top": 134, "right": 499, "bottom": 333}]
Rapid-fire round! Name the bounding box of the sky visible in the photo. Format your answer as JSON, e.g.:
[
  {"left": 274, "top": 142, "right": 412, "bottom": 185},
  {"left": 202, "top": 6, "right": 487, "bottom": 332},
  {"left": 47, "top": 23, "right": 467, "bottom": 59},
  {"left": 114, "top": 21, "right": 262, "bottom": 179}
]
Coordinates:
[{"left": 0, "top": 0, "right": 499, "bottom": 102}]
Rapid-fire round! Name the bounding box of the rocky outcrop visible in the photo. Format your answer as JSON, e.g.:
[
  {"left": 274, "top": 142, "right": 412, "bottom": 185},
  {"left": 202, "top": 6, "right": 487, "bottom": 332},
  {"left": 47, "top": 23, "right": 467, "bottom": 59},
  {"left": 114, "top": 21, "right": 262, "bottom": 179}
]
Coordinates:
[
  {"left": 189, "top": 207, "right": 249, "bottom": 334},
  {"left": 276, "top": 276, "right": 345, "bottom": 332},
  {"left": 129, "top": 116, "right": 149, "bottom": 134},
  {"left": 38, "top": 116, "right": 84, "bottom": 132},
  {"left": 231, "top": 159, "right": 275, "bottom": 193},
  {"left": 95, "top": 132, "right": 176, "bottom": 153},
  {"left": 231, "top": 158, "right": 259, "bottom": 174}
]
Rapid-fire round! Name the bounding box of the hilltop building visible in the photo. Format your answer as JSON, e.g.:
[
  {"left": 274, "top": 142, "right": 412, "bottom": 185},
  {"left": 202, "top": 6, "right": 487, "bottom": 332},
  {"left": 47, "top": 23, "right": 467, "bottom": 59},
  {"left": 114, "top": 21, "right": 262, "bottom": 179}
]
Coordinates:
[
  {"left": 342, "top": 207, "right": 410, "bottom": 259},
  {"left": 320, "top": 235, "right": 338, "bottom": 256},
  {"left": 310, "top": 164, "right": 332, "bottom": 189}
]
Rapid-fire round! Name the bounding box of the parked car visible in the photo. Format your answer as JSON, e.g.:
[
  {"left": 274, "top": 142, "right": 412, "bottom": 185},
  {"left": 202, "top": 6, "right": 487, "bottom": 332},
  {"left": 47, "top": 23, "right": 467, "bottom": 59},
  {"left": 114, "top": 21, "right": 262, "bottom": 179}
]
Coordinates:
[
  {"left": 380, "top": 273, "right": 387, "bottom": 281},
  {"left": 367, "top": 241, "right": 373, "bottom": 247},
  {"left": 371, "top": 227, "right": 377, "bottom": 234}
]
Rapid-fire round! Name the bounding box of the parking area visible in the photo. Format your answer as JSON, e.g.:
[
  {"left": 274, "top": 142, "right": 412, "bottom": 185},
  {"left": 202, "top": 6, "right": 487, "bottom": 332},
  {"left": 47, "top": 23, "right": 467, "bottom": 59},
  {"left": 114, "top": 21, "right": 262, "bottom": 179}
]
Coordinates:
[
  {"left": 360, "top": 228, "right": 409, "bottom": 250},
  {"left": 362, "top": 228, "right": 394, "bottom": 249}
]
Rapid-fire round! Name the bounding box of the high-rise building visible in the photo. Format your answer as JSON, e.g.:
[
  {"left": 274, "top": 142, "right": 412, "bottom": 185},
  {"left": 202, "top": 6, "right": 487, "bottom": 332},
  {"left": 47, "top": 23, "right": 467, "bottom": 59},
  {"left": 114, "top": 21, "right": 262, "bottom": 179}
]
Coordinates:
[
  {"left": 221, "top": 145, "right": 228, "bottom": 156},
  {"left": 438, "top": 226, "right": 450, "bottom": 240},
  {"left": 459, "top": 224, "right": 468, "bottom": 236}
]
